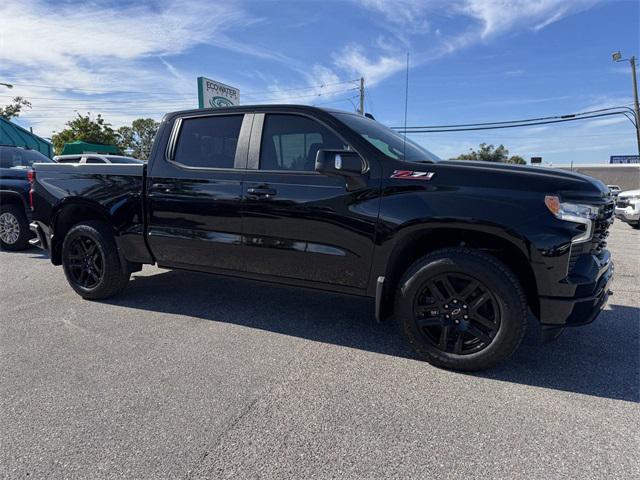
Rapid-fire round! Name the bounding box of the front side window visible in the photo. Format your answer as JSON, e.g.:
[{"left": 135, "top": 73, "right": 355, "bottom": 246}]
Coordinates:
[
  {"left": 260, "top": 114, "right": 348, "bottom": 171},
  {"left": 86, "top": 157, "right": 107, "bottom": 164},
  {"left": 174, "top": 115, "right": 243, "bottom": 169}
]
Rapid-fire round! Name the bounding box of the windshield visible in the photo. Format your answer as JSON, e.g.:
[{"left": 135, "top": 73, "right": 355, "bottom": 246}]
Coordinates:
[
  {"left": 0, "top": 146, "right": 53, "bottom": 168},
  {"left": 333, "top": 113, "right": 441, "bottom": 162}
]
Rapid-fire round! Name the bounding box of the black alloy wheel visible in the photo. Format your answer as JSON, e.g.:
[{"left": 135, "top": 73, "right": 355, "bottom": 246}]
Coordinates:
[
  {"left": 66, "top": 235, "right": 104, "bottom": 289},
  {"left": 395, "top": 247, "right": 528, "bottom": 371},
  {"left": 413, "top": 273, "right": 500, "bottom": 355},
  {"left": 61, "top": 221, "right": 131, "bottom": 299}
]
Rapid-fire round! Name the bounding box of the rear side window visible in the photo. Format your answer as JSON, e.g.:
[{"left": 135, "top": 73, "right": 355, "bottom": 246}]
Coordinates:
[
  {"left": 173, "top": 115, "right": 243, "bottom": 169},
  {"left": 86, "top": 157, "right": 107, "bottom": 164},
  {"left": 0, "top": 147, "right": 53, "bottom": 168}
]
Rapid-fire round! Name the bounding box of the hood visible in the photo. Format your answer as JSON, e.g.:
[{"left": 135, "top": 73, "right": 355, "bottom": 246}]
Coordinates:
[
  {"left": 402, "top": 160, "right": 611, "bottom": 198},
  {"left": 618, "top": 189, "right": 640, "bottom": 198}
]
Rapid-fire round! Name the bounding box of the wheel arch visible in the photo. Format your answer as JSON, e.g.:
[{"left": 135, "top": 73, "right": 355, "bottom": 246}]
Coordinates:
[
  {"left": 378, "top": 225, "right": 539, "bottom": 321},
  {"left": 0, "top": 190, "right": 28, "bottom": 210},
  {"left": 50, "top": 198, "right": 112, "bottom": 265}
]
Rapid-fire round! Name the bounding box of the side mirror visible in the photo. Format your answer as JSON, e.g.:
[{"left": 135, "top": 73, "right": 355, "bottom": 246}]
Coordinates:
[{"left": 315, "top": 149, "right": 364, "bottom": 177}]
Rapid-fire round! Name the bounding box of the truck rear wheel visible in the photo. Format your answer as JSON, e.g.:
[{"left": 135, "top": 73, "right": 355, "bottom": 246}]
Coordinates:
[
  {"left": 0, "top": 204, "right": 30, "bottom": 251},
  {"left": 395, "top": 247, "right": 527, "bottom": 371},
  {"left": 61, "top": 221, "right": 130, "bottom": 300}
]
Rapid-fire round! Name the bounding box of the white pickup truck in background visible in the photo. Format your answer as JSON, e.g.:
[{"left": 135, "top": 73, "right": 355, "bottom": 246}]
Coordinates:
[{"left": 615, "top": 189, "right": 640, "bottom": 229}]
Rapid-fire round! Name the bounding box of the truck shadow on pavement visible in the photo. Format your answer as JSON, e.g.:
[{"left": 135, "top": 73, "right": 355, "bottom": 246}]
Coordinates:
[{"left": 109, "top": 269, "right": 639, "bottom": 403}]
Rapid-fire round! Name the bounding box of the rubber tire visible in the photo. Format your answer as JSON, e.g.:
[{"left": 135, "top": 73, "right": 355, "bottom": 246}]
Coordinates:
[
  {"left": 0, "top": 204, "right": 30, "bottom": 251},
  {"left": 395, "top": 247, "right": 528, "bottom": 371},
  {"left": 632, "top": 222, "right": 640, "bottom": 229},
  {"left": 61, "top": 221, "right": 130, "bottom": 300}
]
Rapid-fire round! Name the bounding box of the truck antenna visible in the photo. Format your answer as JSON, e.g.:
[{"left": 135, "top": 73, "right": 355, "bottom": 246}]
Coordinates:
[{"left": 403, "top": 52, "right": 410, "bottom": 159}]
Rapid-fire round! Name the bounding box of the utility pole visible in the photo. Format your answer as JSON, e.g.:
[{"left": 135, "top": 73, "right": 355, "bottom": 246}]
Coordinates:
[
  {"left": 613, "top": 51, "right": 640, "bottom": 155},
  {"left": 358, "top": 77, "right": 365, "bottom": 115}
]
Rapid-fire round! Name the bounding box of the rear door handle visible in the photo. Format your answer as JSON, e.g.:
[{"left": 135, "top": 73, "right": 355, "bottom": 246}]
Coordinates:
[{"left": 247, "top": 187, "right": 277, "bottom": 198}]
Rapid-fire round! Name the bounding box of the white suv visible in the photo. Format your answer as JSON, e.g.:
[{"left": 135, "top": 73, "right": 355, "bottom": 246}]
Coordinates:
[{"left": 614, "top": 189, "right": 640, "bottom": 229}]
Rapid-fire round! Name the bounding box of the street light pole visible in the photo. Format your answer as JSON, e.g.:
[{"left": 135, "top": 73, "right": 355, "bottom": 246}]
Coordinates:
[
  {"left": 630, "top": 56, "right": 640, "bottom": 156},
  {"left": 613, "top": 51, "right": 640, "bottom": 156}
]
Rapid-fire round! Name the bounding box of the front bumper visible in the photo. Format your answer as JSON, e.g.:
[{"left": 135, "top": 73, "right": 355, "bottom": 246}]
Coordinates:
[
  {"left": 614, "top": 206, "right": 640, "bottom": 224},
  {"left": 539, "top": 255, "right": 614, "bottom": 328}
]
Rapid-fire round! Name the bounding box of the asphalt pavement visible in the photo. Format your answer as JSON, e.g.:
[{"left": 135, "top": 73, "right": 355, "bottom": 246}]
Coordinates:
[{"left": 1, "top": 222, "right": 638, "bottom": 479}]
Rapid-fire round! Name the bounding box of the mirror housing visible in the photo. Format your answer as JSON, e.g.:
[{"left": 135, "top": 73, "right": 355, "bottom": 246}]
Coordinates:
[{"left": 315, "top": 149, "right": 364, "bottom": 177}]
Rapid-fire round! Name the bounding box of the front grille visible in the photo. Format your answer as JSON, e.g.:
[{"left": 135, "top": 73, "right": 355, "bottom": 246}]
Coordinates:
[
  {"left": 590, "top": 201, "right": 615, "bottom": 256},
  {"left": 616, "top": 199, "right": 629, "bottom": 209}
]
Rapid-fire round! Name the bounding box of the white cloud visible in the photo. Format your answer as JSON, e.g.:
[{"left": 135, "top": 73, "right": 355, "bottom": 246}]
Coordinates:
[
  {"left": 333, "top": 45, "right": 406, "bottom": 86},
  {"left": 455, "top": 0, "right": 599, "bottom": 38},
  {"left": 356, "top": 0, "right": 432, "bottom": 34}
]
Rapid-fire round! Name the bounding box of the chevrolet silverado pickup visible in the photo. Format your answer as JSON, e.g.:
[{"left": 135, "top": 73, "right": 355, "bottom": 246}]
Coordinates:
[{"left": 30, "top": 105, "right": 615, "bottom": 371}]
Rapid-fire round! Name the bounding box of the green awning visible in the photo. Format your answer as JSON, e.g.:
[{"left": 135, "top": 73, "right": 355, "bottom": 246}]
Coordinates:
[
  {"left": 61, "top": 141, "right": 120, "bottom": 155},
  {"left": 0, "top": 118, "right": 53, "bottom": 158}
]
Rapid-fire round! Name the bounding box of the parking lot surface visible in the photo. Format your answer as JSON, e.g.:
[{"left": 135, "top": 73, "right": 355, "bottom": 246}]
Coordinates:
[{"left": 1, "top": 222, "right": 638, "bottom": 479}]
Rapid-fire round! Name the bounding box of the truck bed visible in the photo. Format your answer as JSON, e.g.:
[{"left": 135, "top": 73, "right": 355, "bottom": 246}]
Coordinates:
[{"left": 31, "top": 162, "right": 150, "bottom": 264}]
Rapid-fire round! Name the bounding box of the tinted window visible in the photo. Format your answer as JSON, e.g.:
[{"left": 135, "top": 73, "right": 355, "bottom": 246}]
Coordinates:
[
  {"left": 174, "top": 115, "right": 243, "bottom": 169},
  {"left": 56, "top": 156, "right": 82, "bottom": 163},
  {"left": 86, "top": 157, "right": 107, "bottom": 164},
  {"left": 260, "top": 114, "right": 347, "bottom": 171},
  {"left": 0, "top": 147, "right": 53, "bottom": 168},
  {"left": 334, "top": 112, "right": 440, "bottom": 162}
]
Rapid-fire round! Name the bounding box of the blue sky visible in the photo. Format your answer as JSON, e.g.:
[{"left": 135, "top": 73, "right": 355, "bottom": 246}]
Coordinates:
[{"left": 1, "top": 0, "right": 638, "bottom": 164}]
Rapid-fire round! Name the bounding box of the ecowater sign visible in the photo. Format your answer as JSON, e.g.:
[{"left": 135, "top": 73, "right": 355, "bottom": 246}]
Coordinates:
[{"left": 197, "top": 77, "right": 240, "bottom": 109}]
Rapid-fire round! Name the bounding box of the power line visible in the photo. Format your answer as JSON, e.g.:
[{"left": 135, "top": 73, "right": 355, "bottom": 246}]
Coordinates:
[
  {"left": 394, "top": 106, "right": 635, "bottom": 130},
  {"left": 396, "top": 111, "right": 629, "bottom": 133}
]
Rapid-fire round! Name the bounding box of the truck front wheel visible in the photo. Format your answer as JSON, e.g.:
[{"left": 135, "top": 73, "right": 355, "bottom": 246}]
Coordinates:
[
  {"left": 61, "top": 221, "right": 130, "bottom": 300},
  {"left": 395, "top": 247, "right": 528, "bottom": 371}
]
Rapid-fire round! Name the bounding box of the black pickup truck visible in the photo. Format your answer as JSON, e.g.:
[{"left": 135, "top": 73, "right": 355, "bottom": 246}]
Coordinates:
[{"left": 30, "top": 105, "right": 615, "bottom": 371}]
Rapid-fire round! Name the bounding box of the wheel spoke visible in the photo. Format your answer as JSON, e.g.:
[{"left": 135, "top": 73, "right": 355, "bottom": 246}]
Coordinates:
[
  {"left": 467, "top": 325, "right": 492, "bottom": 344},
  {"left": 472, "top": 312, "right": 495, "bottom": 329},
  {"left": 459, "top": 280, "right": 480, "bottom": 302},
  {"left": 438, "top": 326, "right": 451, "bottom": 349},
  {"left": 453, "top": 332, "right": 464, "bottom": 354},
  {"left": 468, "top": 292, "right": 490, "bottom": 312},
  {"left": 440, "top": 277, "right": 457, "bottom": 299},
  {"left": 416, "top": 316, "right": 444, "bottom": 328},
  {"left": 427, "top": 281, "right": 447, "bottom": 302},
  {"left": 87, "top": 271, "right": 99, "bottom": 283}
]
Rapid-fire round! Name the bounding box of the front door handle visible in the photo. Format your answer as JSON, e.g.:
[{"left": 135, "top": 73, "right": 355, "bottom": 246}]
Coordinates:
[
  {"left": 247, "top": 187, "right": 277, "bottom": 198},
  {"left": 152, "top": 183, "right": 174, "bottom": 192}
]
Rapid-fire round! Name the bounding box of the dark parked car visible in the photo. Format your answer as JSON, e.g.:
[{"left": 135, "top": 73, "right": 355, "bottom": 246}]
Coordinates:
[
  {"left": 0, "top": 145, "right": 54, "bottom": 250},
  {"left": 30, "top": 105, "right": 615, "bottom": 371}
]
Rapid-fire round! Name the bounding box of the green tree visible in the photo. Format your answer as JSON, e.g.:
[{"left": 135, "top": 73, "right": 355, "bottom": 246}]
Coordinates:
[
  {"left": 51, "top": 113, "right": 118, "bottom": 155},
  {"left": 506, "top": 155, "right": 526, "bottom": 165},
  {"left": 0, "top": 96, "right": 32, "bottom": 120},
  {"left": 454, "top": 143, "right": 525, "bottom": 164},
  {"left": 116, "top": 118, "right": 159, "bottom": 160}
]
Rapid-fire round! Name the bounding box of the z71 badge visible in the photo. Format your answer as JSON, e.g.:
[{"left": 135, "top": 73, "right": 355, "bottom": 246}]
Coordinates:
[{"left": 391, "top": 170, "right": 435, "bottom": 180}]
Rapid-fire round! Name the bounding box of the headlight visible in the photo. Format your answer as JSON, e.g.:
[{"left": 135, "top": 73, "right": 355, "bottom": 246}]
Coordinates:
[{"left": 545, "top": 195, "right": 597, "bottom": 243}]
